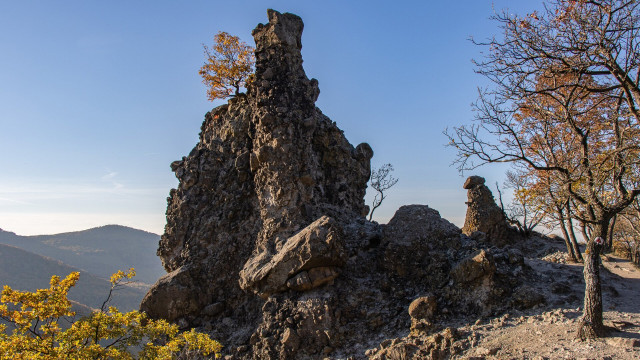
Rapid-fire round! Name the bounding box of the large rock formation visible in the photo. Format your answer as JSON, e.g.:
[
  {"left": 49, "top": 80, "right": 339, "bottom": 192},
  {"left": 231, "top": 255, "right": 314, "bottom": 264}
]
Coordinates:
[
  {"left": 142, "top": 10, "right": 533, "bottom": 359},
  {"left": 142, "top": 9, "right": 371, "bottom": 321}
]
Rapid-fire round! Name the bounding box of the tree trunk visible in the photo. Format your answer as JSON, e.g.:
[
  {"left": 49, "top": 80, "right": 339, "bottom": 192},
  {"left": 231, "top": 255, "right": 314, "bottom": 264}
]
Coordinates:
[
  {"left": 567, "top": 215, "right": 583, "bottom": 262},
  {"left": 605, "top": 215, "right": 616, "bottom": 254},
  {"left": 633, "top": 241, "right": 640, "bottom": 268},
  {"left": 558, "top": 216, "right": 578, "bottom": 262},
  {"left": 580, "top": 222, "right": 591, "bottom": 244},
  {"left": 577, "top": 222, "right": 608, "bottom": 340}
]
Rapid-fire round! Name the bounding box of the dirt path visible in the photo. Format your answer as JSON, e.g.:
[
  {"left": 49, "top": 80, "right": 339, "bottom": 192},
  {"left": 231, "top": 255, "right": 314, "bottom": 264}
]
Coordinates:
[{"left": 455, "top": 255, "right": 640, "bottom": 360}]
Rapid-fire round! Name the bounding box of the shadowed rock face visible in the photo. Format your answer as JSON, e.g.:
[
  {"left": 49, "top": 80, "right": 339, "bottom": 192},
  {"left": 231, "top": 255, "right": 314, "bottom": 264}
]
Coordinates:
[{"left": 141, "top": 10, "right": 532, "bottom": 359}]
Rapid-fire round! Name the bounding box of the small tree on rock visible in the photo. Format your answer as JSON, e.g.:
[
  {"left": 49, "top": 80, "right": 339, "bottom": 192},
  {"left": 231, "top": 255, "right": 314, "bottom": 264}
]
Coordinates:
[
  {"left": 368, "top": 164, "right": 399, "bottom": 221},
  {"left": 199, "top": 31, "right": 255, "bottom": 101}
]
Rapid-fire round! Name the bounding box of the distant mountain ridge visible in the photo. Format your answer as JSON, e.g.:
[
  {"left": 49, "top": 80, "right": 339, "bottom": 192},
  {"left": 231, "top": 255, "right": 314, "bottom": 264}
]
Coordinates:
[
  {"left": 0, "top": 243, "right": 146, "bottom": 312},
  {"left": 0, "top": 225, "right": 165, "bottom": 285}
]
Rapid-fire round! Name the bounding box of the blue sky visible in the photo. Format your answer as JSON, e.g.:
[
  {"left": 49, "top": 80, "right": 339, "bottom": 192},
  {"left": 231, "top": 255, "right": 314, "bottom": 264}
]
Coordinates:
[{"left": 0, "top": 0, "right": 542, "bottom": 235}]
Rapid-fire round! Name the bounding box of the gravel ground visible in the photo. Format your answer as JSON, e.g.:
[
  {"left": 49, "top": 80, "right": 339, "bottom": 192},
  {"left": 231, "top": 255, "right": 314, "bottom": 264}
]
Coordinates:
[{"left": 455, "top": 255, "right": 640, "bottom": 360}]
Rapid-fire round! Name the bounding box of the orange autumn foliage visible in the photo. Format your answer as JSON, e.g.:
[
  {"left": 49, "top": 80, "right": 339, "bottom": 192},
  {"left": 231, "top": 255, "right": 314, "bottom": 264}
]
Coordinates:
[{"left": 199, "top": 31, "right": 255, "bottom": 101}]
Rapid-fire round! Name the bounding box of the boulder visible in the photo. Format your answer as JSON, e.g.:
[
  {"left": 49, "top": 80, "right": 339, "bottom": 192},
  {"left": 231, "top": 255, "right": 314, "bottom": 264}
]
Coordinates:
[
  {"left": 463, "top": 175, "right": 485, "bottom": 189},
  {"left": 409, "top": 295, "right": 438, "bottom": 334},
  {"left": 285, "top": 266, "right": 340, "bottom": 292},
  {"left": 408, "top": 295, "right": 437, "bottom": 321},
  {"left": 369, "top": 327, "right": 459, "bottom": 360},
  {"left": 239, "top": 216, "right": 346, "bottom": 297},
  {"left": 450, "top": 249, "right": 496, "bottom": 284},
  {"left": 511, "top": 285, "right": 546, "bottom": 309},
  {"left": 140, "top": 266, "right": 201, "bottom": 321},
  {"left": 383, "top": 205, "right": 461, "bottom": 286}
]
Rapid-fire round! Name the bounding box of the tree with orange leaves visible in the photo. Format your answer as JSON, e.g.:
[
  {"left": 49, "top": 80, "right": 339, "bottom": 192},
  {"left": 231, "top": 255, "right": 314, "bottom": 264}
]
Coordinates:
[
  {"left": 199, "top": 31, "right": 255, "bottom": 100},
  {"left": 446, "top": 0, "right": 640, "bottom": 339}
]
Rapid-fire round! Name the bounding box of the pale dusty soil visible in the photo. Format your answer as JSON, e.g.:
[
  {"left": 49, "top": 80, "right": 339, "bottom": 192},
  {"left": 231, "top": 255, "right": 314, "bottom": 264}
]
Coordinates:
[{"left": 454, "top": 254, "right": 640, "bottom": 360}]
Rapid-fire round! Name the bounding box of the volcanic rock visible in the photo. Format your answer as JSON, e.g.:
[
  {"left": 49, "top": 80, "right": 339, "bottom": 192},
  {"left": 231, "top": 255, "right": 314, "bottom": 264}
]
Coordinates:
[
  {"left": 461, "top": 176, "right": 513, "bottom": 246},
  {"left": 139, "top": 266, "right": 200, "bottom": 321},
  {"left": 511, "top": 285, "right": 546, "bottom": 309},
  {"left": 409, "top": 296, "right": 437, "bottom": 321},
  {"left": 409, "top": 295, "right": 438, "bottom": 334},
  {"left": 450, "top": 249, "right": 496, "bottom": 285},
  {"left": 463, "top": 175, "right": 485, "bottom": 189},
  {"left": 239, "top": 216, "right": 346, "bottom": 298}
]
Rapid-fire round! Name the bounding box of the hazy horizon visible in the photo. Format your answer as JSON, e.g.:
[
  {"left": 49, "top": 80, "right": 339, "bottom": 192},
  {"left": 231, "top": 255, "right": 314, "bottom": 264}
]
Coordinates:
[{"left": 0, "top": 223, "right": 161, "bottom": 237}]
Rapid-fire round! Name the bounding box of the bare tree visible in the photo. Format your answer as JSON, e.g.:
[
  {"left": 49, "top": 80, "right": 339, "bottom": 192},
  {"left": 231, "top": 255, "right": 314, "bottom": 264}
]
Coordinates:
[
  {"left": 564, "top": 199, "right": 584, "bottom": 262},
  {"left": 446, "top": 0, "right": 640, "bottom": 339},
  {"left": 538, "top": 174, "right": 583, "bottom": 262},
  {"left": 499, "top": 169, "right": 584, "bottom": 262},
  {"left": 543, "top": 175, "right": 584, "bottom": 262},
  {"left": 368, "top": 164, "right": 399, "bottom": 221},
  {"left": 551, "top": 200, "right": 581, "bottom": 262},
  {"left": 501, "top": 169, "right": 547, "bottom": 236},
  {"left": 610, "top": 213, "right": 636, "bottom": 259},
  {"left": 634, "top": 236, "right": 640, "bottom": 268}
]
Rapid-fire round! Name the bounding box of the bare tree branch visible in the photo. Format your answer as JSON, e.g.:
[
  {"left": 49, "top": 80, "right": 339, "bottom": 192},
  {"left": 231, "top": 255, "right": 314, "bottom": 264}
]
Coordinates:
[{"left": 368, "top": 164, "right": 399, "bottom": 221}]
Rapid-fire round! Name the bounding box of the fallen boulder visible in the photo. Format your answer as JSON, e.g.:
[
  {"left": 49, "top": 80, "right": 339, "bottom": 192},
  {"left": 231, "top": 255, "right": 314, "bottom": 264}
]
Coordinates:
[{"left": 239, "top": 216, "right": 346, "bottom": 297}]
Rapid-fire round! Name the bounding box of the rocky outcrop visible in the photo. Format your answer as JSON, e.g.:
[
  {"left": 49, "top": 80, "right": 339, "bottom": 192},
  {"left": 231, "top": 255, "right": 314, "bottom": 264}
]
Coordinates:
[
  {"left": 140, "top": 267, "right": 201, "bottom": 321},
  {"left": 141, "top": 9, "right": 371, "bottom": 325},
  {"left": 382, "top": 205, "right": 461, "bottom": 290},
  {"left": 141, "top": 10, "right": 539, "bottom": 359},
  {"left": 461, "top": 176, "right": 513, "bottom": 246},
  {"left": 368, "top": 327, "right": 460, "bottom": 360}
]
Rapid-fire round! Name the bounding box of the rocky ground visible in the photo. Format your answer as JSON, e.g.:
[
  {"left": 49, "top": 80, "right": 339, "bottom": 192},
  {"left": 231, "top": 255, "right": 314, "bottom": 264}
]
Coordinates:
[
  {"left": 369, "top": 242, "right": 640, "bottom": 360},
  {"left": 455, "top": 255, "right": 640, "bottom": 360}
]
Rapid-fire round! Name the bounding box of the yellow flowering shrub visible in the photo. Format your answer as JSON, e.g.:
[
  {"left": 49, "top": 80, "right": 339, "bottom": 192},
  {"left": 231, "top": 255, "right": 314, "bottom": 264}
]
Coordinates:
[{"left": 0, "top": 269, "right": 221, "bottom": 359}]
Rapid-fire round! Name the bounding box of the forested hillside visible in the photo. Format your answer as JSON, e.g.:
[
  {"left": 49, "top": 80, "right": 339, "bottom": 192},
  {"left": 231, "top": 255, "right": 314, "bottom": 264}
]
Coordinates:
[
  {"left": 0, "top": 225, "right": 165, "bottom": 285},
  {"left": 0, "top": 243, "right": 146, "bottom": 311}
]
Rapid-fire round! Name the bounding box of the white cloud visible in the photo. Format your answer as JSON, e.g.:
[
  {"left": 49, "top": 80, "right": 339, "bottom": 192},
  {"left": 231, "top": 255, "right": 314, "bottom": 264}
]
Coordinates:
[{"left": 101, "top": 171, "right": 118, "bottom": 180}]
